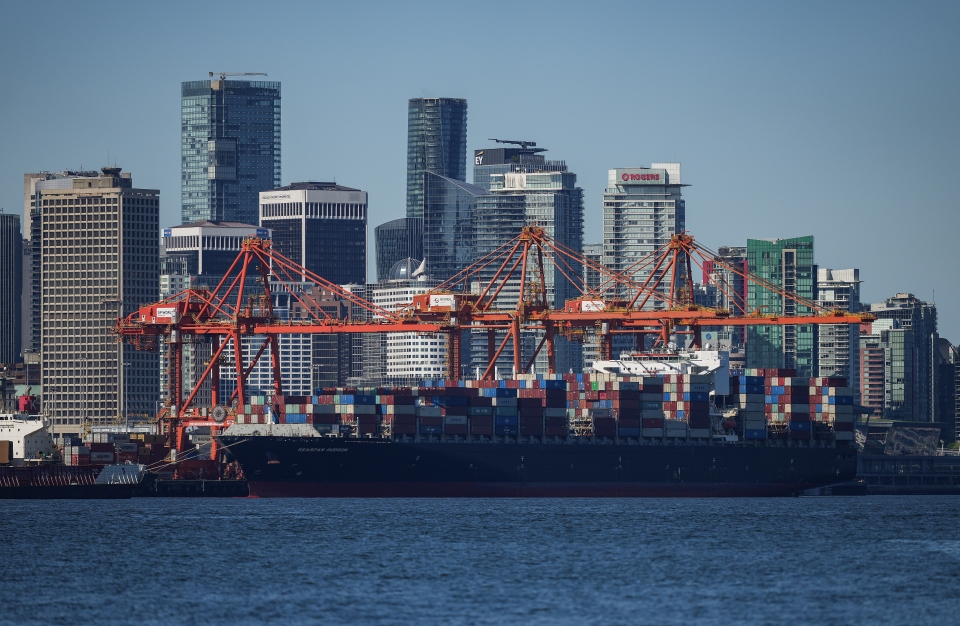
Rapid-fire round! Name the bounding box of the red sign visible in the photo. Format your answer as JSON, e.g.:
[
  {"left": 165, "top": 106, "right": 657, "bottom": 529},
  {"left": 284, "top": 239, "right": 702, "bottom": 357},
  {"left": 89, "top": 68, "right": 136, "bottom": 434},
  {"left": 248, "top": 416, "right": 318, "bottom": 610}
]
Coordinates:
[{"left": 622, "top": 173, "right": 660, "bottom": 181}]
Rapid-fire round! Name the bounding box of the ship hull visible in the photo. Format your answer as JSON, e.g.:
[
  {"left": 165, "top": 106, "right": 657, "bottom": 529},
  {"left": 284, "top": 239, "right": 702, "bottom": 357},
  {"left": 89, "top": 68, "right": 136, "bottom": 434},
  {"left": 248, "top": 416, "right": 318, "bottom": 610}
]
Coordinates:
[{"left": 219, "top": 436, "right": 856, "bottom": 498}]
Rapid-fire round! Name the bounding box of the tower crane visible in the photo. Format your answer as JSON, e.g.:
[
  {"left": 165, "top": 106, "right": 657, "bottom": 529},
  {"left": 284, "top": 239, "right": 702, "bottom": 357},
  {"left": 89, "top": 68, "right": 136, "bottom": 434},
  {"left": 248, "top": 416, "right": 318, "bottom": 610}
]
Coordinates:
[{"left": 488, "top": 138, "right": 544, "bottom": 152}]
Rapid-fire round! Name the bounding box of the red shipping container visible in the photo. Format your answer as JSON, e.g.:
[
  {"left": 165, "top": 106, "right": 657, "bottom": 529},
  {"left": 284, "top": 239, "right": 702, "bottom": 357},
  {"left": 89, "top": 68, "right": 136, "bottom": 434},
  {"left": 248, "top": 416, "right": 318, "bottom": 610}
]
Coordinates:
[
  {"left": 393, "top": 423, "right": 416, "bottom": 435},
  {"left": 642, "top": 418, "right": 664, "bottom": 428},
  {"left": 619, "top": 417, "right": 640, "bottom": 428},
  {"left": 545, "top": 426, "right": 568, "bottom": 437},
  {"left": 117, "top": 452, "right": 138, "bottom": 463},
  {"left": 445, "top": 424, "right": 468, "bottom": 435}
]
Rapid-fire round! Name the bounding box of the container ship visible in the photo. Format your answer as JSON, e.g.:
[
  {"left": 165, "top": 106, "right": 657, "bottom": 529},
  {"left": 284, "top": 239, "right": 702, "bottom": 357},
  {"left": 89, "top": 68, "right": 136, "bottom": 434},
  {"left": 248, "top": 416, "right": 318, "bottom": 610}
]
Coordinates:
[{"left": 218, "top": 361, "right": 858, "bottom": 497}]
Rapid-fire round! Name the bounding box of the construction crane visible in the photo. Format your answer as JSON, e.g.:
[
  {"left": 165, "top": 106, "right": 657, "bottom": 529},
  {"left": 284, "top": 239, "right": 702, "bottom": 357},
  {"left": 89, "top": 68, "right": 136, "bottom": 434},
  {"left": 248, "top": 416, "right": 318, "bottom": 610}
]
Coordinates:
[
  {"left": 488, "top": 138, "right": 544, "bottom": 151},
  {"left": 209, "top": 72, "right": 268, "bottom": 80},
  {"left": 113, "top": 229, "right": 874, "bottom": 463}
]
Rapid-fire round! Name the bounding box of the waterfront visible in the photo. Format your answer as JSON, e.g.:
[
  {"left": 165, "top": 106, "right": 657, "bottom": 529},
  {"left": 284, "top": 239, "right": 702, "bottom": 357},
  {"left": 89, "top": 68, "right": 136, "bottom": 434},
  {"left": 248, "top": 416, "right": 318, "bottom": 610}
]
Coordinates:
[{"left": 2, "top": 497, "right": 959, "bottom": 625}]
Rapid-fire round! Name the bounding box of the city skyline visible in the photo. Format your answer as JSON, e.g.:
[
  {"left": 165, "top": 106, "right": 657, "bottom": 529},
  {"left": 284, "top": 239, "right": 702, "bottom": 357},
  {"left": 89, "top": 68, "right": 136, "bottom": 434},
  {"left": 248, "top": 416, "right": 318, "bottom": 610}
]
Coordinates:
[{"left": 1, "top": 1, "right": 958, "bottom": 337}]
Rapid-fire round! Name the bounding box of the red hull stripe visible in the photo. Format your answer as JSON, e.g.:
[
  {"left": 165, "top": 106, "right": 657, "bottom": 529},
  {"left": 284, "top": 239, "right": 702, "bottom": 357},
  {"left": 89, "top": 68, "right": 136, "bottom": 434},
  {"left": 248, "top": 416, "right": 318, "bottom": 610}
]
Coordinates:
[{"left": 247, "top": 481, "right": 819, "bottom": 498}]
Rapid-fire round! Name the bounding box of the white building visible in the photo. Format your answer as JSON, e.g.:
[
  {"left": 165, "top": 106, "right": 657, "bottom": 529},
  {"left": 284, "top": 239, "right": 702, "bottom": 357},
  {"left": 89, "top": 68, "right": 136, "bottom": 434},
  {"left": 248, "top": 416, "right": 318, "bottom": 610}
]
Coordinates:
[{"left": 817, "top": 268, "right": 861, "bottom": 388}]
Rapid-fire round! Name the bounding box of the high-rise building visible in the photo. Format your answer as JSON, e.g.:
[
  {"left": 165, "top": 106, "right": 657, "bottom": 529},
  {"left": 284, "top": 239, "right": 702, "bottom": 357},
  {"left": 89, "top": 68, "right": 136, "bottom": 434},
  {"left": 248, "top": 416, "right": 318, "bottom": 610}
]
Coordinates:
[
  {"left": 422, "top": 173, "right": 486, "bottom": 282},
  {"left": 406, "top": 98, "right": 467, "bottom": 219},
  {"left": 181, "top": 77, "right": 281, "bottom": 226},
  {"left": 472, "top": 145, "right": 567, "bottom": 191},
  {"left": 746, "top": 236, "right": 817, "bottom": 377},
  {"left": 374, "top": 217, "right": 423, "bottom": 282},
  {"left": 603, "top": 164, "right": 687, "bottom": 308},
  {"left": 472, "top": 167, "right": 584, "bottom": 374},
  {"left": 0, "top": 213, "right": 23, "bottom": 364},
  {"left": 701, "top": 246, "right": 748, "bottom": 349},
  {"left": 258, "top": 182, "right": 367, "bottom": 285},
  {"left": 868, "top": 293, "right": 938, "bottom": 420},
  {"left": 858, "top": 323, "right": 885, "bottom": 418},
  {"left": 816, "top": 268, "right": 861, "bottom": 388},
  {"left": 159, "top": 221, "right": 268, "bottom": 405},
  {"left": 38, "top": 168, "right": 159, "bottom": 433},
  {"left": 23, "top": 170, "right": 101, "bottom": 355}
]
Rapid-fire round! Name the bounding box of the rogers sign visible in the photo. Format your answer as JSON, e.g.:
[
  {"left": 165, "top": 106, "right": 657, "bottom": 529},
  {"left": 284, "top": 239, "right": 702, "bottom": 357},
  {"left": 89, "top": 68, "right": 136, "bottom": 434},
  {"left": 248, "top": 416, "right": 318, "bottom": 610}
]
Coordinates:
[{"left": 622, "top": 173, "right": 660, "bottom": 181}]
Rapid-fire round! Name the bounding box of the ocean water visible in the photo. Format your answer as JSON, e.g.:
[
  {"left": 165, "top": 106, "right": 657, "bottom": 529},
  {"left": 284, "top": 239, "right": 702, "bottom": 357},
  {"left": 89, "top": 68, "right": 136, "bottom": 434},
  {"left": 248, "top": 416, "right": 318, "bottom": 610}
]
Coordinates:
[{"left": 1, "top": 497, "right": 959, "bottom": 625}]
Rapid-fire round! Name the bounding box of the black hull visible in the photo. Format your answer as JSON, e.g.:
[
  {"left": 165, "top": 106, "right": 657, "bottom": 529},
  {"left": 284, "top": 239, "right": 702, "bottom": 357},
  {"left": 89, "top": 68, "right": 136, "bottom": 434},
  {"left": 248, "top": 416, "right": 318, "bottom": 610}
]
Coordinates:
[{"left": 218, "top": 435, "right": 857, "bottom": 498}]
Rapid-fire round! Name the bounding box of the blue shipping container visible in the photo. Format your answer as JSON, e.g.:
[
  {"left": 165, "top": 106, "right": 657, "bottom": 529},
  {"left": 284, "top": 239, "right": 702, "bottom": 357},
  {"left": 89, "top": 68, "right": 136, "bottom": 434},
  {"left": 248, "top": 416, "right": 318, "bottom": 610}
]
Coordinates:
[
  {"left": 788, "top": 421, "right": 811, "bottom": 431},
  {"left": 618, "top": 427, "right": 640, "bottom": 437},
  {"left": 495, "top": 425, "right": 518, "bottom": 436},
  {"left": 419, "top": 425, "right": 442, "bottom": 436},
  {"left": 690, "top": 392, "right": 709, "bottom": 402},
  {"left": 743, "top": 385, "right": 765, "bottom": 395},
  {"left": 829, "top": 396, "right": 854, "bottom": 405},
  {"left": 744, "top": 429, "right": 766, "bottom": 439},
  {"left": 495, "top": 415, "right": 518, "bottom": 426}
]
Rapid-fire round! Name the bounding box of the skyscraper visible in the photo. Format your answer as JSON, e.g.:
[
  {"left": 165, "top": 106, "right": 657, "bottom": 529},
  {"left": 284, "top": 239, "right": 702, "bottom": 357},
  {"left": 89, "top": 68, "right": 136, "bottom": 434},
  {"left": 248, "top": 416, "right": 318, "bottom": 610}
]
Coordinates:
[
  {"left": 746, "top": 236, "right": 817, "bottom": 377},
  {"left": 38, "top": 167, "right": 159, "bottom": 432},
  {"left": 374, "top": 217, "right": 423, "bottom": 282},
  {"left": 472, "top": 144, "right": 567, "bottom": 190},
  {"left": 258, "top": 182, "right": 367, "bottom": 285},
  {"left": 868, "top": 293, "right": 938, "bottom": 420},
  {"left": 422, "top": 173, "right": 486, "bottom": 282},
  {"left": 0, "top": 213, "right": 22, "bottom": 364},
  {"left": 406, "top": 98, "right": 467, "bottom": 219},
  {"left": 181, "top": 77, "right": 281, "bottom": 226},
  {"left": 603, "top": 164, "right": 687, "bottom": 307},
  {"left": 816, "top": 268, "right": 861, "bottom": 387}
]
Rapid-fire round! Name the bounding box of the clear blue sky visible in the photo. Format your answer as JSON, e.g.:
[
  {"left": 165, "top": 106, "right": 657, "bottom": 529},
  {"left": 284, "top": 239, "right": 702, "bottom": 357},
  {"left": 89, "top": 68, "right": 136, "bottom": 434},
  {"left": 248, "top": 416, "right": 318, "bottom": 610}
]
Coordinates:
[{"left": 2, "top": 1, "right": 958, "bottom": 339}]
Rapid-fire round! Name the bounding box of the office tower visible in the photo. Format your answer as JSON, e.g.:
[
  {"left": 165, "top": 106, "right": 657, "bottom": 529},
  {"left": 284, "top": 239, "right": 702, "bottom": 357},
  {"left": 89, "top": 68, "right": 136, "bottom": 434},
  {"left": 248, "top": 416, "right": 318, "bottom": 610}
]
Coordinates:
[
  {"left": 259, "top": 182, "right": 367, "bottom": 285},
  {"left": 746, "top": 236, "right": 817, "bottom": 377},
  {"left": 602, "top": 164, "right": 687, "bottom": 307},
  {"left": 23, "top": 170, "right": 101, "bottom": 355},
  {"left": 868, "top": 293, "right": 938, "bottom": 420},
  {"left": 372, "top": 275, "right": 446, "bottom": 384},
  {"left": 934, "top": 338, "right": 956, "bottom": 431},
  {"left": 816, "top": 268, "right": 861, "bottom": 392},
  {"left": 181, "top": 76, "right": 281, "bottom": 225},
  {"left": 580, "top": 243, "right": 604, "bottom": 370},
  {"left": 422, "top": 173, "right": 486, "bottom": 282},
  {"left": 0, "top": 214, "right": 23, "bottom": 364},
  {"left": 38, "top": 168, "right": 159, "bottom": 433},
  {"left": 472, "top": 166, "right": 584, "bottom": 374},
  {"left": 160, "top": 221, "right": 267, "bottom": 405},
  {"left": 374, "top": 217, "right": 423, "bottom": 282},
  {"left": 472, "top": 143, "right": 567, "bottom": 191},
  {"left": 406, "top": 98, "right": 467, "bottom": 219}
]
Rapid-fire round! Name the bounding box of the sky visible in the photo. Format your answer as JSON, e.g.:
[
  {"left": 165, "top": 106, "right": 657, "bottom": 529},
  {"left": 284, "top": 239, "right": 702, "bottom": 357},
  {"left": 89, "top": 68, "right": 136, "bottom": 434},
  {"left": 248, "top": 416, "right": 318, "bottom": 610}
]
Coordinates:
[{"left": 2, "top": 0, "right": 958, "bottom": 338}]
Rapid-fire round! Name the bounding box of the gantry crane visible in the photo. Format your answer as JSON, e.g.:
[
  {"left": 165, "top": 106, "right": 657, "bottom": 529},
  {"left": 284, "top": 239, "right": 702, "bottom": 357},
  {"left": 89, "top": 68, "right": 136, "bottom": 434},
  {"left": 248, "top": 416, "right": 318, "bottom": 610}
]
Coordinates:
[{"left": 114, "top": 228, "right": 873, "bottom": 460}]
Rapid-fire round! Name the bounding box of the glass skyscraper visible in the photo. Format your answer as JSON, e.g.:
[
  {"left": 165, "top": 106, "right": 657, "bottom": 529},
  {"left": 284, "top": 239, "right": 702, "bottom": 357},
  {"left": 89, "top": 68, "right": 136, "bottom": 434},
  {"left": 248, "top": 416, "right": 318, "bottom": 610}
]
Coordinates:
[
  {"left": 374, "top": 217, "right": 423, "bottom": 282},
  {"left": 406, "top": 98, "right": 467, "bottom": 219},
  {"left": 422, "top": 173, "right": 486, "bottom": 283},
  {"left": 181, "top": 78, "right": 281, "bottom": 226},
  {"left": 746, "top": 236, "right": 817, "bottom": 376}
]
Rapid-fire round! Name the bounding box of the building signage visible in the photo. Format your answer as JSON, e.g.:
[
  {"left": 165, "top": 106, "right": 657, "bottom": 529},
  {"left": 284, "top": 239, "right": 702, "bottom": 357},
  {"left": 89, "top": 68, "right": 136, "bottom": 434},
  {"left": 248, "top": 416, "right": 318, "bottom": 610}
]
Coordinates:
[
  {"left": 155, "top": 307, "right": 178, "bottom": 322},
  {"left": 616, "top": 169, "right": 668, "bottom": 185},
  {"left": 163, "top": 228, "right": 172, "bottom": 237},
  {"left": 429, "top": 294, "right": 456, "bottom": 309},
  {"left": 475, "top": 150, "right": 484, "bottom": 166},
  {"left": 581, "top": 300, "right": 605, "bottom": 313},
  {"left": 256, "top": 228, "right": 270, "bottom": 239},
  {"left": 261, "top": 193, "right": 293, "bottom": 201}
]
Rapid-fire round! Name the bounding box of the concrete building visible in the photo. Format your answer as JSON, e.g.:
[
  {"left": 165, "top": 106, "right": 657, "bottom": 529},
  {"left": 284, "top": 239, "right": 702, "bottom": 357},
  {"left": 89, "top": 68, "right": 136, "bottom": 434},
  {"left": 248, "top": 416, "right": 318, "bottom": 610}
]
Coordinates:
[
  {"left": 701, "top": 246, "right": 748, "bottom": 349},
  {"left": 746, "top": 236, "right": 817, "bottom": 377},
  {"left": 817, "top": 268, "right": 861, "bottom": 389},
  {"left": 181, "top": 77, "right": 281, "bottom": 226},
  {"left": 374, "top": 217, "right": 423, "bottom": 282},
  {"left": 259, "top": 182, "right": 367, "bottom": 285},
  {"left": 0, "top": 213, "right": 23, "bottom": 365},
  {"left": 859, "top": 323, "right": 885, "bottom": 419},
  {"left": 37, "top": 168, "right": 159, "bottom": 433},
  {"left": 406, "top": 98, "right": 467, "bottom": 220}
]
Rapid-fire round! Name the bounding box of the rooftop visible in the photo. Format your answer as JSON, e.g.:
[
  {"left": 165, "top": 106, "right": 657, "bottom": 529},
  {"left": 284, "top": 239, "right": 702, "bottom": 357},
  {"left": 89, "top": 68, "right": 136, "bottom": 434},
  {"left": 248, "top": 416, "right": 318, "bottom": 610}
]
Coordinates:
[{"left": 272, "top": 182, "right": 361, "bottom": 192}]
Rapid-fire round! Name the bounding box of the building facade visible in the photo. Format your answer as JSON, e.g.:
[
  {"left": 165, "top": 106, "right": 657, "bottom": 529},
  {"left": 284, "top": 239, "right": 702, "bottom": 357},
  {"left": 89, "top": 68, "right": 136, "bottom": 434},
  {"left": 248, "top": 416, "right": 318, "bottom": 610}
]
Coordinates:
[
  {"left": 38, "top": 168, "right": 159, "bottom": 433},
  {"left": 181, "top": 78, "right": 281, "bottom": 226},
  {"left": 816, "top": 268, "right": 861, "bottom": 388},
  {"left": 0, "top": 214, "right": 23, "bottom": 365},
  {"left": 472, "top": 145, "right": 567, "bottom": 191},
  {"left": 745, "top": 236, "right": 817, "bottom": 377},
  {"left": 406, "top": 98, "right": 467, "bottom": 220},
  {"left": 868, "top": 293, "right": 938, "bottom": 421},
  {"left": 602, "top": 164, "right": 687, "bottom": 308},
  {"left": 259, "top": 183, "right": 367, "bottom": 285},
  {"left": 374, "top": 217, "right": 423, "bottom": 282},
  {"left": 422, "top": 173, "right": 486, "bottom": 282}
]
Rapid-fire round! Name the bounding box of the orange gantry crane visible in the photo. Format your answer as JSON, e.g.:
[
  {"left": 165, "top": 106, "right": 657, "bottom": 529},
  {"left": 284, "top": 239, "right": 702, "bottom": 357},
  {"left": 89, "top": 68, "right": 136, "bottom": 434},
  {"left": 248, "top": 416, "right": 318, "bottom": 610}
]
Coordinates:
[{"left": 114, "top": 227, "right": 872, "bottom": 457}]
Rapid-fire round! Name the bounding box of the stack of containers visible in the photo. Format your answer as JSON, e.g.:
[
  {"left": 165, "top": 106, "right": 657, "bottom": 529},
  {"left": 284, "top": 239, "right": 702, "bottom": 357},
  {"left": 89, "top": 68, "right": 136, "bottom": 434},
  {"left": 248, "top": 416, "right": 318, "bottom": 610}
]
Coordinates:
[
  {"left": 662, "top": 374, "right": 711, "bottom": 437},
  {"left": 562, "top": 373, "right": 663, "bottom": 438},
  {"left": 738, "top": 371, "right": 766, "bottom": 439},
  {"left": 764, "top": 377, "right": 812, "bottom": 440},
  {"left": 71, "top": 432, "right": 169, "bottom": 466},
  {"left": 236, "top": 395, "right": 270, "bottom": 424}
]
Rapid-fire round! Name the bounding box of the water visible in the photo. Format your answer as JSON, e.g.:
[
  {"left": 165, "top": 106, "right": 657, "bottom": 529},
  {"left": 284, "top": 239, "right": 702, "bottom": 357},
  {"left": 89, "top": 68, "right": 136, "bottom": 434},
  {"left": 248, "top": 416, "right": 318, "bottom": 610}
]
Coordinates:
[{"left": 2, "top": 497, "right": 959, "bottom": 625}]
